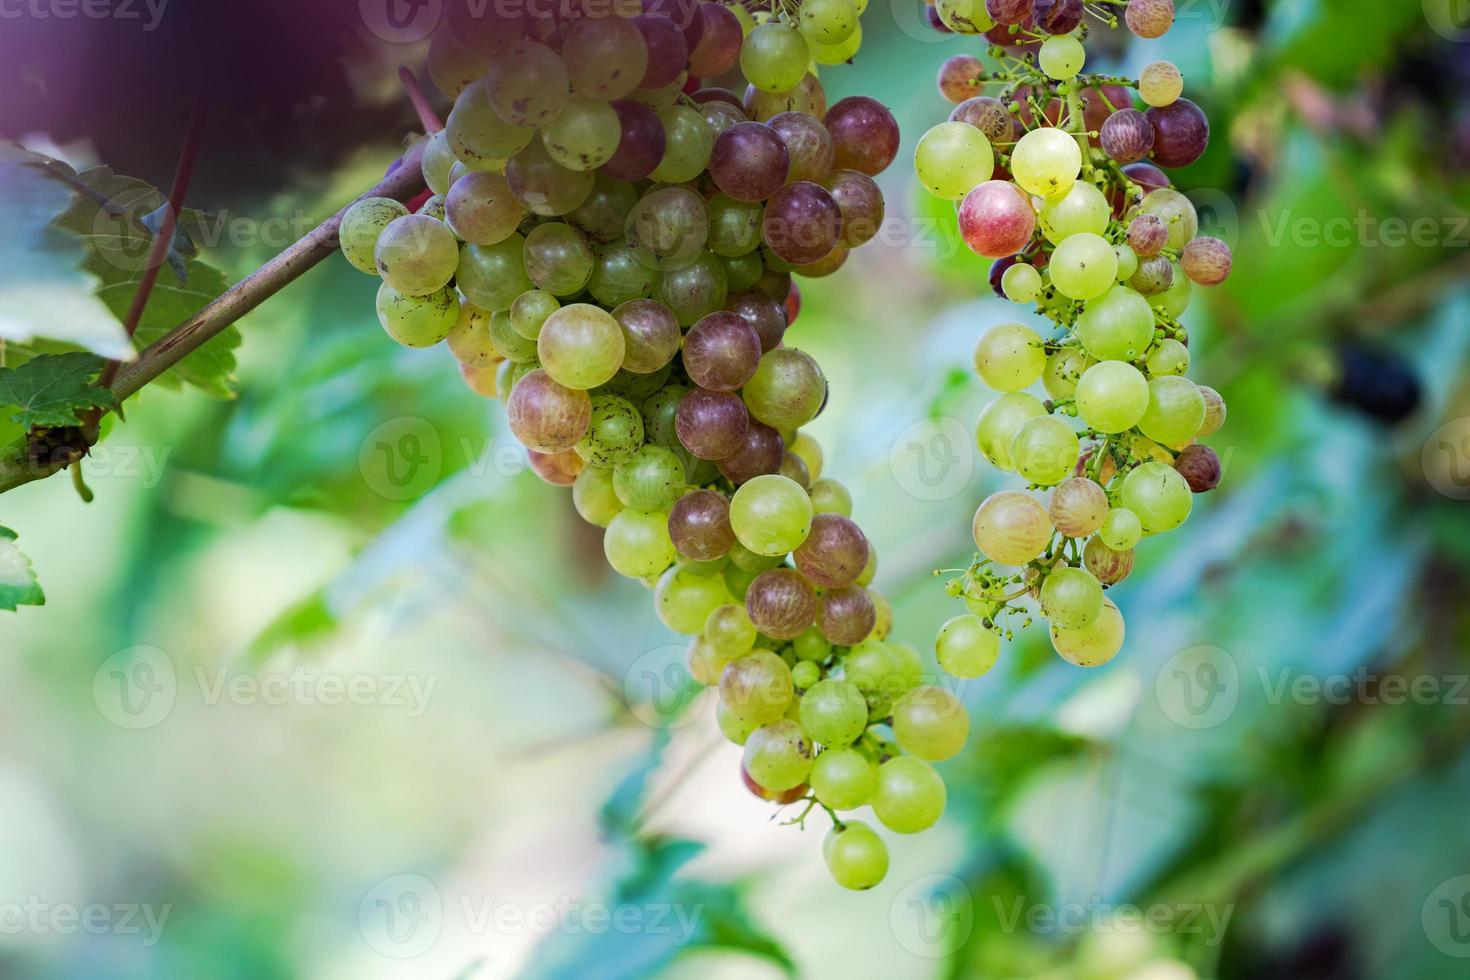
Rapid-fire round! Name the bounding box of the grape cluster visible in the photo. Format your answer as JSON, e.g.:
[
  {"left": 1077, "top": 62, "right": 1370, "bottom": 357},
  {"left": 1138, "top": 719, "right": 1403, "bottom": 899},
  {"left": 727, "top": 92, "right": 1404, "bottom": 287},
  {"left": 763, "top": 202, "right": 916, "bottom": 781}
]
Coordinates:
[
  {"left": 914, "top": 0, "right": 1230, "bottom": 669},
  {"left": 339, "top": 2, "right": 958, "bottom": 891}
]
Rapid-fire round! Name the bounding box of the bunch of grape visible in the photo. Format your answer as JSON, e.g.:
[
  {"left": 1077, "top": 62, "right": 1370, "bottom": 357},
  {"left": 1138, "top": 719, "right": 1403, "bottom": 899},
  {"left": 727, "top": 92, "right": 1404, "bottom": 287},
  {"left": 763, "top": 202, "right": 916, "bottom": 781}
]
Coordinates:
[
  {"left": 338, "top": 1, "right": 958, "bottom": 891},
  {"left": 913, "top": 0, "right": 1230, "bottom": 670}
]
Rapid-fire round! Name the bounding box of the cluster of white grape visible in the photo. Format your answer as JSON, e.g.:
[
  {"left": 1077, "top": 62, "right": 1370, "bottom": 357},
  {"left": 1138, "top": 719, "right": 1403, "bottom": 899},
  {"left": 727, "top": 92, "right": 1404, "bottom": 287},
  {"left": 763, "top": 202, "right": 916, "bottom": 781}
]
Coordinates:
[
  {"left": 913, "top": 0, "right": 1229, "bottom": 670},
  {"left": 338, "top": 1, "right": 960, "bottom": 891}
]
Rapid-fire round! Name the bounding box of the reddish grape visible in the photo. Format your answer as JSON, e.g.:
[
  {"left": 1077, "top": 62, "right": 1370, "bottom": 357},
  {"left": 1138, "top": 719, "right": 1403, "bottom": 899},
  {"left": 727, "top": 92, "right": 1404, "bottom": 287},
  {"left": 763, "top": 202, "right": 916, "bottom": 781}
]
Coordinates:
[
  {"left": 958, "top": 181, "right": 1036, "bottom": 258},
  {"left": 987, "top": 0, "right": 1034, "bottom": 24},
  {"left": 688, "top": 1, "right": 742, "bottom": 76},
  {"left": 1181, "top": 236, "right": 1232, "bottom": 286},
  {"left": 675, "top": 387, "right": 750, "bottom": 459},
  {"left": 823, "top": 169, "right": 885, "bottom": 248},
  {"left": 1033, "top": 0, "right": 1084, "bottom": 33},
  {"left": 793, "top": 513, "right": 870, "bottom": 588},
  {"left": 506, "top": 369, "right": 593, "bottom": 453},
  {"left": 683, "top": 311, "right": 763, "bottom": 391},
  {"left": 1147, "top": 98, "right": 1210, "bottom": 168},
  {"left": 710, "top": 122, "right": 792, "bottom": 202},
  {"left": 1128, "top": 214, "right": 1169, "bottom": 258},
  {"left": 717, "top": 421, "right": 786, "bottom": 484},
  {"left": 763, "top": 181, "right": 843, "bottom": 266},
  {"left": 937, "top": 55, "right": 985, "bottom": 104},
  {"left": 692, "top": 87, "right": 744, "bottom": 109},
  {"left": 669, "top": 489, "right": 736, "bottom": 560},
  {"left": 725, "top": 291, "right": 788, "bottom": 353},
  {"left": 950, "top": 96, "right": 1015, "bottom": 145},
  {"left": 1174, "top": 444, "right": 1222, "bottom": 492},
  {"left": 825, "top": 96, "right": 901, "bottom": 176},
  {"left": 819, "top": 586, "right": 877, "bottom": 646},
  {"left": 746, "top": 568, "right": 818, "bottom": 640},
  {"left": 1124, "top": 161, "right": 1171, "bottom": 194},
  {"left": 635, "top": 14, "right": 689, "bottom": 89},
  {"left": 604, "top": 100, "right": 667, "bottom": 182},
  {"left": 768, "top": 112, "right": 835, "bottom": 184},
  {"left": 613, "top": 299, "right": 682, "bottom": 373},
  {"left": 1125, "top": 0, "right": 1175, "bottom": 38},
  {"left": 527, "top": 448, "right": 585, "bottom": 486},
  {"left": 1100, "top": 108, "right": 1156, "bottom": 164}
]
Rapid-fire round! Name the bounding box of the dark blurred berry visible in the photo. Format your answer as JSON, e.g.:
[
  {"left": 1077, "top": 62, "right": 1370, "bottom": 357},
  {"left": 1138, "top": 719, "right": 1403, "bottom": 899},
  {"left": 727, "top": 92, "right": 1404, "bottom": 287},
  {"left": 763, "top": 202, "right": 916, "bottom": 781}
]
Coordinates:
[{"left": 1330, "top": 344, "right": 1423, "bottom": 424}]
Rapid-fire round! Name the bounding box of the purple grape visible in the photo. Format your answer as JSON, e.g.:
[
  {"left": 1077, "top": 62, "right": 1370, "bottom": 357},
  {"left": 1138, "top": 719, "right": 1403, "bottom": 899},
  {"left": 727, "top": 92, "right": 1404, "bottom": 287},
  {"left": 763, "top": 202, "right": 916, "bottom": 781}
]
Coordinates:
[
  {"left": 767, "top": 112, "right": 835, "bottom": 184},
  {"left": 762, "top": 181, "right": 843, "bottom": 266},
  {"left": 1032, "top": 0, "right": 1083, "bottom": 33},
  {"left": 987, "top": 0, "right": 1034, "bottom": 24},
  {"left": 605, "top": 101, "right": 667, "bottom": 182},
  {"left": 709, "top": 122, "right": 791, "bottom": 203},
  {"left": 506, "top": 370, "right": 593, "bottom": 453},
  {"left": 725, "top": 291, "right": 788, "bottom": 353},
  {"left": 613, "top": 299, "right": 681, "bottom": 374},
  {"left": 825, "top": 96, "right": 900, "bottom": 176},
  {"left": 823, "top": 169, "right": 884, "bottom": 249},
  {"left": 675, "top": 388, "right": 749, "bottom": 459},
  {"left": 1182, "top": 235, "right": 1232, "bottom": 286},
  {"left": 1174, "top": 444, "right": 1221, "bottom": 493},
  {"left": 1147, "top": 99, "right": 1210, "bottom": 168},
  {"left": 669, "top": 489, "right": 736, "bottom": 560},
  {"left": 937, "top": 55, "right": 984, "bottom": 104},
  {"left": 819, "top": 586, "right": 876, "bottom": 646},
  {"left": 1123, "top": 162, "right": 1171, "bottom": 194},
  {"left": 793, "top": 513, "right": 869, "bottom": 589},
  {"left": 634, "top": 14, "right": 689, "bottom": 89},
  {"left": 1128, "top": 214, "right": 1168, "bottom": 257},
  {"left": 745, "top": 568, "right": 817, "bottom": 640},
  {"left": 1100, "top": 108, "right": 1156, "bottom": 164},
  {"left": 950, "top": 96, "right": 1014, "bottom": 145},
  {"left": 683, "top": 311, "right": 763, "bottom": 391},
  {"left": 716, "top": 420, "right": 785, "bottom": 484},
  {"left": 924, "top": 3, "right": 952, "bottom": 32},
  {"left": 692, "top": 87, "right": 745, "bottom": 109}
]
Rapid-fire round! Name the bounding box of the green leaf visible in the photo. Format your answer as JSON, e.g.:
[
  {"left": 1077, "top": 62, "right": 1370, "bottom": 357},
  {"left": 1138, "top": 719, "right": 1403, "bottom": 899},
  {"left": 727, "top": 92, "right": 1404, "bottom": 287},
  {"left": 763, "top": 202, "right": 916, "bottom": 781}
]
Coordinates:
[
  {"left": 245, "top": 589, "right": 338, "bottom": 666},
  {"left": 0, "top": 147, "right": 134, "bottom": 359},
  {"left": 0, "top": 352, "right": 117, "bottom": 428},
  {"left": 0, "top": 526, "right": 45, "bottom": 612}
]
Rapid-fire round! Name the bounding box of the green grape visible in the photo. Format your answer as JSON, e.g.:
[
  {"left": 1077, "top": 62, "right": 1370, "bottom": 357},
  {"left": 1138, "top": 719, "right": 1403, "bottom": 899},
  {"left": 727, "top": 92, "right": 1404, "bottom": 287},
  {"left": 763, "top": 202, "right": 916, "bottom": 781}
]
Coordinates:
[
  {"left": 1198, "top": 385, "right": 1227, "bottom": 437},
  {"left": 447, "top": 82, "right": 534, "bottom": 167},
  {"left": 340, "top": 197, "right": 409, "bottom": 274},
  {"left": 421, "top": 131, "right": 457, "bottom": 197},
  {"left": 630, "top": 80, "right": 685, "bottom": 110},
  {"left": 935, "top": 0, "right": 995, "bottom": 34},
  {"left": 1075, "top": 286, "right": 1156, "bottom": 362},
  {"left": 887, "top": 640, "right": 925, "bottom": 692},
  {"left": 569, "top": 173, "right": 638, "bottom": 244},
  {"left": 798, "top": 0, "right": 858, "bottom": 44},
  {"left": 523, "top": 222, "right": 595, "bottom": 297},
  {"left": 1138, "top": 376, "right": 1206, "bottom": 447},
  {"left": 486, "top": 310, "right": 535, "bottom": 362},
  {"left": 809, "top": 21, "right": 863, "bottom": 65},
  {"left": 1113, "top": 243, "right": 1139, "bottom": 282},
  {"left": 1137, "top": 189, "right": 1198, "bottom": 250},
  {"left": 973, "top": 490, "right": 1054, "bottom": 565},
  {"left": 914, "top": 122, "right": 995, "bottom": 201},
  {"left": 626, "top": 186, "right": 709, "bottom": 271},
  {"left": 974, "top": 392, "right": 1046, "bottom": 471},
  {"left": 1039, "top": 182, "right": 1110, "bottom": 243},
  {"left": 745, "top": 73, "right": 827, "bottom": 122},
  {"left": 447, "top": 300, "right": 496, "bottom": 368},
  {"left": 791, "top": 660, "right": 821, "bottom": 690},
  {"left": 1002, "top": 263, "right": 1044, "bottom": 303},
  {"left": 730, "top": 474, "right": 813, "bottom": 557},
  {"left": 688, "top": 635, "right": 733, "bottom": 686},
  {"left": 427, "top": 29, "right": 490, "bottom": 100},
  {"left": 1039, "top": 35, "right": 1086, "bottom": 80},
  {"left": 458, "top": 236, "right": 533, "bottom": 312},
  {"left": 722, "top": 251, "right": 764, "bottom": 293},
  {"left": 654, "top": 251, "right": 728, "bottom": 326},
  {"left": 656, "top": 562, "right": 735, "bottom": 635},
  {"left": 799, "top": 678, "right": 870, "bottom": 747},
  {"left": 717, "top": 699, "right": 761, "bottom": 744},
  {"left": 1043, "top": 347, "right": 1091, "bottom": 401},
  {"left": 486, "top": 39, "right": 569, "bottom": 127},
  {"left": 1012, "top": 126, "right": 1082, "bottom": 198},
  {"left": 604, "top": 508, "right": 677, "bottom": 579},
  {"left": 445, "top": 171, "right": 525, "bottom": 246},
  {"left": 1040, "top": 566, "right": 1104, "bottom": 629},
  {"left": 935, "top": 614, "right": 1000, "bottom": 678},
  {"left": 590, "top": 240, "right": 658, "bottom": 307},
  {"left": 541, "top": 96, "right": 621, "bottom": 171},
  {"left": 651, "top": 105, "right": 715, "bottom": 183},
  {"left": 1050, "top": 233, "right": 1119, "bottom": 301},
  {"left": 375, "top": 283, "right": 458, "bottom": 348},
  {"left": 573, "top": 465, "right": 623, "bottom": 528},
  {"left": 613, "top": 444, "right": 686, "bottom": 512},
  {"left": 740, "top": 22, "right": 812, "bottom": 94},
  {"left": 1100, "top": 507, "right": 1143, "bottom": 550},
  {"left": 418, "top": 196, "right": 446, "bottom": 221},
  {"left": 1010, "top": 415, "right": 1080, "bottom": 486},
  {"left": 374, "top": 215, "right": 459, "bottom": 296},
  {"left": 1075, "top": 361, "right": 1150, "bottom": 434},
  {"left": 1146, "top": 338, "right": 1191, "bottom": 377},
  {"left": 707, "top": 195, "right": 764, "bottom": 257},
  {"left": 707, "top": 604, "right": 758, "bottom": 660},
  {"left": 810, "top": 748, "right": 876, "bottom": 810},
  {"left": 1119, "top": 461, "right": 1193, "bottom": 533},
  {"left": 1152, "top": 264, "right": 1193, "bottom": 318},
  {"left": 792, "top": 626, "right": 833, "bottom": 663},
  {"left": 720, "top": 649, "right": 795, "bottom": 724},
  {"left": 843, "top": 638, "right": 899, "bottom": 715},
  {"left": 538, "top": 304, "right": 626, "bottom": 390},
  {"left": 788, "top": 433, "right": 824, "bottom": 480},
  {"left": 973, "top": 322, "right": 1046, "bottom": 392},
  {"left": 507, "top": 139, "right": 596, "bottom": 217},
  {"left": 1050, "top": 597, "right": 1125, "bottom": 667},
  {"left": 808, "top": 477, "right": 853, "bottom": 517},
  {"left": 562, "top": 16, "right": 648, "bottom": 101},
  {"left": 576, "top": 394, "right": 644, "bottom": 467},
  {"left": 872, "top": 756, "right": 947, "bottom": 833},
  {"left": 892, "top": 686, "right": 970, "bottom": 762},
  {"left": 823, "top": 820, "right": 888, "bottom": 890},
  {"left": 509, "top": 289, "right": 560, "bottom": 341},
  {"left": 743, "top": 348, "right": 827, "bottom": 429}
]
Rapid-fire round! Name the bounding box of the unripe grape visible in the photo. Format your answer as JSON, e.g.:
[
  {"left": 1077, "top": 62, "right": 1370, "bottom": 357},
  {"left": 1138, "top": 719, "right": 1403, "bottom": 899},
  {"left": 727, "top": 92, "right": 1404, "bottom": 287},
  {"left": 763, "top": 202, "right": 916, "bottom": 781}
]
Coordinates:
[
  {"left": 688, "top": 635, "right": 732, "bottom": 687},
  {"left": 1011, "top": 415, "right": 1080, "bottom": 486},
  {"left": 717, "top": 699, "right": 760, "bottom": 744},
  {"left": 613, "top": 445, "right": 686, "bottom": 513},
  {"left": 743, "top": 719, "right": 813, "bottom": 791},
  {"left": 375, "top": 215, "right": 459, "bottom": 297},
  {"left": 798, "top": 0, "right": 858, "bottom": 43},
  {"left": 1049, "top": 477, "right": 1109, "bottom": 537},
  {"left": 720, "top": 649, "right": 795, "bottom": 724},
  {"left": 1151, "top": 263, "right": 1194, "bottom": 318},
  {"left": 789, "top": 432, "right": 824, "bottom": 480},
  {"left": 959, "top": 181, "right": 1037, "bottom": 258},
  {"left": 843, "top": 638, "right": 900, "bottom": 714},
  {"left": 740, "top": 22, "right": 811, "bottom": 94},
  {"left": 537, "top": 304, "right": 625, "bottom": 390},
  {"left": 809, "top": 477, "right": 854, "bottom": 516},
  {"left": 1083, "top": 537, "right": 1135, "bottom": 585},
  {"left": 800, "top": 679, "right": 870, "bottom": 747},
  {"left": 935, "top": 614, "right": 1000, "bottom": 678},
  {"left": 810, "top": 748, "right": 876, "bottom": 810},
  {"left": 524, "top": 222, "right": 595, "bottom": 297},
  {"left": 1174, "top": 443, "right": 1222, "bottom": 492},
  {"left": 872, "top": 756, "right": 948, "bottom": 832},
  {"left": 340, "top": 198, "right": 409, "bottom": 274},
  {"left": 823, "top": 820, "right": 888, "bottom": 890},
  {"left": 730, "top": 474, "right": 814, "bottom": 556},
  {"left": 375, "top": 283, "right": 459, "bottom": 348},
  {"left": 562, "top": 16, "right": 648, "bottom": 101},
  {"left": 1119, "top": 461, "right": 1193, "bottom": 532},
  {"left": 1075, "top": 361, "right": 1150, "bottom": 434},
  {"left": 573, "top": 465, "right": 623, "bottom": 528},
  {"left": 1044, "top": 348, "right": 1091, "bottom": 400},
  {"left": 1012, "top": 126, "right": 1083, "bottom": 198},
  {"left": 1051, "top": 233, "right": 1119, "bottom": 301},
  {"left": 576, "top": 394, "right": 645, "bottom": 468},
  {"left": 974, "top": 323, "right": 1046, "bottom": 391},
  {"left": 1140, "top": 60, "right": 1184, "bottom": 108},
  {"left": 976, "top": 393, "right": 1046, "bottom": 473},
  {"left": 1040, "top": 566, "right": 1104, "bottom": 629},
  {"left": 1040, "top": 181, "right": 1110, "bottom": 243},
  {"left": 604, "top": 508, "right": 677, "bottom": 579},
  {"left": 1003, "top": 263, "right": 1045, "bottom": 303},
  {"left": 1138, "top": 376, "right": 1206, "bottom": 447},
  {"left": 1138, "top": 188, "right": 1199, "bottom": 249},
  {"left": 706, "top": 603, "right": 758, "bottom": 661},
  {"left": 915, "top": 122, "right": 995, "bottom": 200},
  {"left": 1125, "top": 0, "right": 1175, "bottom": 39},
  {"left": 656, "top": 563, "right": 734, "bottom": 636},
  {"left": 791, "top": 660, "right": 821, "bottom": 690},
  {"left": 1114, "top": 244, "right": 1139, "bottom": 282},
  {"left": 973, "top": 490, "right": 1054, "bottom": 565},
  {"left": 486, "top": 39, "right": 568, "bottom": 127},
  {"left": 1146, "top": 338, "right": 1191, "bottom": 377},
  {"left": 1075, "top": 286, "right": 1156, "bottom": 362},
  {"left": 743, "top": 348, "right": 827, "bottom": 430},
  {"left": 1198, "top": 385, "right": 1228, "bottom": 437},
  {"left": 651, "top": 105, "right": 716, "bottom": 184},
  {"left": 1039, "top": 35, "right": 1085, "bottom": 80},
  {"left": 1182, "top": 236, "right": 1233, "bottom": 285},
  {"left": 1099, "top": 507, "right": 1143, "bottom": 550},
  {"left": 1050, "top": 597, "right": 1125, "bottom": 667},
  {"left": 542, "top": 96, "right": 621, "bottom": 171},
  {"left": 459, "top": 236, "right": 533, "bottom": 312}
]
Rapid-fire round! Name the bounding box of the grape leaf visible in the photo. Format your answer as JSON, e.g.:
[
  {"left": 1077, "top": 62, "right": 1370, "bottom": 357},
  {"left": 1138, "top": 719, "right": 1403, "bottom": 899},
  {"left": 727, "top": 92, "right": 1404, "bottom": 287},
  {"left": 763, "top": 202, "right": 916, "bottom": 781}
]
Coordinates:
[
  {"left": 0, "top": 526, "right": 45, "bottom": 612},
  {"left": 0, "top": 146, "right": 134, "bottom": 359},
  {"left": 0, "top": 352, "right": 117, "bottom": 428}
]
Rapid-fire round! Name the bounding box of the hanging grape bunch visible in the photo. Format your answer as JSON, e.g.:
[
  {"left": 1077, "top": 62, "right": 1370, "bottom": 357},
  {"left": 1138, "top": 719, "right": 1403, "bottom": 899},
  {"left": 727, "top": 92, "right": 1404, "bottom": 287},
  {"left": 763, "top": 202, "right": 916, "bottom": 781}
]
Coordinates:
[
  {"left": 915, "top": 0, "right": 1230, "bottom": 670},
  {"left": 339, "top": 1, "right": 959, "bottom": 891}
]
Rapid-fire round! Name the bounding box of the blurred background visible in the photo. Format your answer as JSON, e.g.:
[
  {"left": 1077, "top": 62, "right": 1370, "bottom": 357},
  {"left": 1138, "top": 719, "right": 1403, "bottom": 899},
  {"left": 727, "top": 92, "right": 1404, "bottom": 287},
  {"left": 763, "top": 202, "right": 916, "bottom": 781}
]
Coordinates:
[{"left": 4, "top": 1, "right": 1470, "bottom": 977}]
